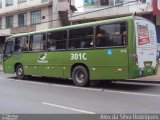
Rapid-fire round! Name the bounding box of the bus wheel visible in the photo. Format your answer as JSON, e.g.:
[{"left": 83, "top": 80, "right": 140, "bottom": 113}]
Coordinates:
[
  {"left": 16, "top": 64, "right": 24, "bottom": 80},
  {"left": 72, "top": 66, "right": 89, "bottom": 87}
]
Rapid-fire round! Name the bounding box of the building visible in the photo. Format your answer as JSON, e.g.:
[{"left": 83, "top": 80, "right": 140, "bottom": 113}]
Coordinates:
[
  {"left": 69, "top": 0, "right": 160, "bottom": 43},
  {"left": 0, "top": 0, "right": 71, "bottom": 50}
]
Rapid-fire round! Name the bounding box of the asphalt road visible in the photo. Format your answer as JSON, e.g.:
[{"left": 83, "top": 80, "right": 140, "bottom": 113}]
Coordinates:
[{"left": 0, "top": 72, "right": 160, "bottom": 114}]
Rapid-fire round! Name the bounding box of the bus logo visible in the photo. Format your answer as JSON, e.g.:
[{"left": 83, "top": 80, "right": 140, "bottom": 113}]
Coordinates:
[
  {"left": 107, "top": 49, "right": 112, "bottom": 55},
  {"left": 37, "top": 53, "right": 48, "bottom": 63}
]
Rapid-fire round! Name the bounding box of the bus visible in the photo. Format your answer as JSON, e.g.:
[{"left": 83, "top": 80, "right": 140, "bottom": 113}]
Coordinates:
[{"left": 2, "top": 16, "right": 158, "bottom": 87}]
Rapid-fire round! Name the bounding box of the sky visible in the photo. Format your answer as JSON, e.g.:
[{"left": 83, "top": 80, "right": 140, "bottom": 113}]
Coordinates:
[{"left": 75, "top": 0, "right": 84, "bottom": 12}]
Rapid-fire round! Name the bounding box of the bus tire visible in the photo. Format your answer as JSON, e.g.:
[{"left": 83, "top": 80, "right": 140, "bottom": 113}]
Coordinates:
[
  {"left": 72, "top": 65, "right": 89, "bottom": 87},
  {"left": 16, "top": 64, "right": 24, "bottom": 80}
]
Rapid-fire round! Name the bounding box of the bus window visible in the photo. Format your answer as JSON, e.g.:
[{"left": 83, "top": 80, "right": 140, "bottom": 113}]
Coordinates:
[
  {"left": 96, "top": 22, "right": 127, "bottom": 47},
  {"left": 30, "top": 34, "right": 46, "bottom": 51},
  {"left": 48, "top": 31, "right": 67, "bottom": 51},
  {"left": 4, "top": 40, "right": 14, "bottom": 58},
  {"left": 15, "top": 36, "right": 29, "bottom": 52},
  {"left": 69, "top": 27, "right": 93, "bottom": 49}
]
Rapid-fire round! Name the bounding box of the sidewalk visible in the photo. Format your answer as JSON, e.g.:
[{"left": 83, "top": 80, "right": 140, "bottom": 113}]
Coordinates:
[
  {"left": 0, "top": 63, "right": 160, "bottom": 82},
  {"left": 134, "top": 65, "right": 160, "bottom": 82}
]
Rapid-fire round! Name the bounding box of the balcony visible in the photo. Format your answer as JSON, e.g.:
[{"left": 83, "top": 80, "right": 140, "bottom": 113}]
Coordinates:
[
  {"left": 69, "top": 2, "right": 152, "bottom": 22},
  {"left": 11, "top": 25, "right": 36, "bottom": 34}
]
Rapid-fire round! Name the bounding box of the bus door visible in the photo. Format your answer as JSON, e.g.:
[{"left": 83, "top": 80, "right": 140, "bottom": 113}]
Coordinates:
[
  {"left": 134, "top": 19, "right": 157, "bottom": 75},
  {"left": 3, "top": 38, "right": 15, "bottom": 73}
]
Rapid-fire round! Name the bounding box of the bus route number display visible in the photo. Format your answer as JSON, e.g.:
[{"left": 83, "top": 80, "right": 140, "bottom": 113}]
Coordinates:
[{"left": 70, "top": 53, "right": 87, "bottom": 60}]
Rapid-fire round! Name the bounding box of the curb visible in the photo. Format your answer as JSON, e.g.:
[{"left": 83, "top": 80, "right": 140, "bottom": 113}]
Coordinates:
[{"left": 118, "top": 79, "right": 160, "bottom": 84}]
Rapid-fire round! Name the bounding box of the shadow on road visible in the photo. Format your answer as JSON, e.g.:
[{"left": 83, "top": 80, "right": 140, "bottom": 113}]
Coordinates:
[{"left": 9, "top": 76, "right": 156, "bottom": 92}]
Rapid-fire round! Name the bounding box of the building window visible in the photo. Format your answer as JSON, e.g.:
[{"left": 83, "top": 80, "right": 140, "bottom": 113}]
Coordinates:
[
  {"left": 6, "top": 16, "right": 13, "bottom": 28},
  {"left": 0, "top": 0, "right": 2, "bottom": 9},
  {"left": 42, "top": 0, "right": 48, "bottom": 3},
  {"left": 58, "top": 0, "right": 67, "bottom": 2},
  {"left": 140, "top": 0, "right": 146, "bottom": 3},
  {"left": 18, "top": 0, "right": 27, "bottom": 4},
  {"left": 100, "top": 0, "right": 109, "bottom": 6},
  {"left": 115, "top": 0, "right": 124, "bottom": 5},
  {"left": 31, "top": 10, "right": 41, "bottom": 25},
  {"left": 0, "top": 18, "right": 2, "bottom": 29},
  {"left": 18, "top": 13, "right": 27, "bottom": 27},
  {"left": 6, "top": 0, "right": 13, "bottom": 7}
]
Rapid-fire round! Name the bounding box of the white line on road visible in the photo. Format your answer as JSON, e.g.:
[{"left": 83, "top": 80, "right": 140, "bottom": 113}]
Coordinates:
[
  {"left": 103, "top": 90, "right": 160, "bottom": 98},
  {"left": 51, "top": 84, "right": 160, "bottom": 98},
  {"left": 1, "top": 77, "right": 160, "bottom": 98},
  {"left": 41, "top": 102, "right": 95, "bottom": 114}
]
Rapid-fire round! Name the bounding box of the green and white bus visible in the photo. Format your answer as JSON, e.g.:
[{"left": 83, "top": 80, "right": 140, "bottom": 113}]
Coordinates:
[{"left": 2, "top": 16, "right": 158, "bottom": 86}]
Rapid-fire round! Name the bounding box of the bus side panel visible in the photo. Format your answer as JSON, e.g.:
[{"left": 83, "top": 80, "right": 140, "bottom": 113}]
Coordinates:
[
  {"left": 3, "top": 56, "right": 15, "bottom": 74},
  {"left": 14, "top": 49, "right": 129, "bottom": 80},
  {"left": 23, "top": 52, "right": 65, "bottom": 78},
  {"left": 62, "top": 49, "right": 129, "bottom": 80},
  {"left": 87, "top": 49, "right": 129, "bottom": 80}
]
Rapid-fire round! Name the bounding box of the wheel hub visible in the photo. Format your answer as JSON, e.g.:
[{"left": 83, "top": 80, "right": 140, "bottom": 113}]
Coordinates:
[{"left": 18, "top": 68, "right": 23, "bottom": 76}]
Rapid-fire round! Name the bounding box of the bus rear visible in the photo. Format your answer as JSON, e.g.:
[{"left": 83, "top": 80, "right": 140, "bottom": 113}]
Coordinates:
[{"left": 134, "top": 17, "right": 158, "bottom": 77}]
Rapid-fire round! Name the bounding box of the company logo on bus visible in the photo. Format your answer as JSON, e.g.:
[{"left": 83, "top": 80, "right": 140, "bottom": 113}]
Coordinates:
[
  {"left": 137, "top": 25, "right": 150, "bottom": 45},
  {"left": 37, "top": 53, "right": 48, "bottom": 63}
]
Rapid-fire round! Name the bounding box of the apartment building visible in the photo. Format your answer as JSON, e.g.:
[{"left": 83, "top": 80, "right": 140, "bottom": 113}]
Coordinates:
[{"left": 0, "top": 0, "right": 70, "bottom": 50}]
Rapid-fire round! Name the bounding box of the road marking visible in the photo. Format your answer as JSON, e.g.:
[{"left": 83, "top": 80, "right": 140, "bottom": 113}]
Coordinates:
[
  {"left": 1, "top": 77, "right": 160, "bottom": 98},
  {"left": 51, "top": 84, "right": 160, "bottom": 98},
  {"left": 14, "top": 79, "right": 49, "bottom": 86},
  {"left": 0, "top": 77, "right": 14, "bottom": 81},
  {"left": 41, "top": 102, "right": 95, "bottom": 114},
  {"left": 103, "top": 90, "right": 160, "bottom": 98}
]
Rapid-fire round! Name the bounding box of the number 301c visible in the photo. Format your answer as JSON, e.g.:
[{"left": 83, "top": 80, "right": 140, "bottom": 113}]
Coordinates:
[{"left": 71, "top": 53, "right": 87, "bottom": 60}]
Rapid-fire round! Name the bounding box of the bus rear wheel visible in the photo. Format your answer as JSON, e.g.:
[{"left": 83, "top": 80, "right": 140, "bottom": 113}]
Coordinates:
[
  {"left": 16, "top": 64, "right": 24, "bottom": 80},
  {"left": 72, "top": 66, "right": 89, "bottom": 87}
]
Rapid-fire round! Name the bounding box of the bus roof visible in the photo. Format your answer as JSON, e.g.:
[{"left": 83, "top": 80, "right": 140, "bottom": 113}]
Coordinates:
[{"left": 7, "top": 16, "right": 139, "bottom": 39}]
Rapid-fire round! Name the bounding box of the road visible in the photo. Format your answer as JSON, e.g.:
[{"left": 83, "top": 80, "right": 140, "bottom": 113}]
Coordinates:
[{"left": 0, "top": 72, "right": 160, "bottom": 114}]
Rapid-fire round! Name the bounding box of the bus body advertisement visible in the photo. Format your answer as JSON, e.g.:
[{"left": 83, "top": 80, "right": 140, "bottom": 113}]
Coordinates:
[
  {"left": 2, "top": 16, "right": 158, "bottom": 86},
  {"left": 135, "top": 20, "right": 157, "bottom": 69}
]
